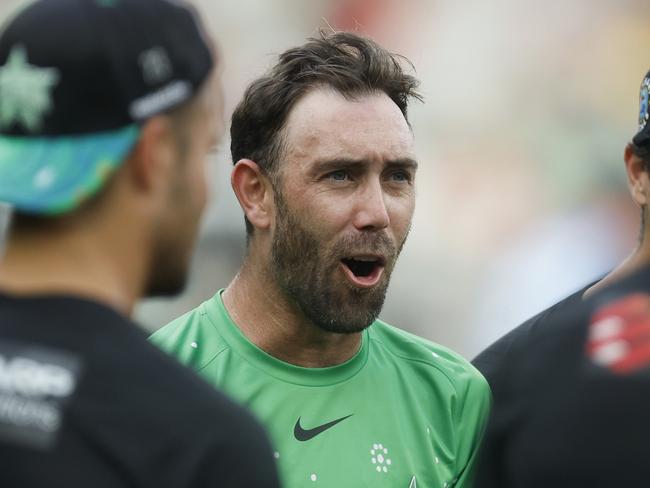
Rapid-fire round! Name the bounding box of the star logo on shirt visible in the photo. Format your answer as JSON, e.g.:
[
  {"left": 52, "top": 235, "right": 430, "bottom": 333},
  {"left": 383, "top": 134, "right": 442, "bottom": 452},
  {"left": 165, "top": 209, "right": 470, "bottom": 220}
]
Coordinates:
[{"left": 0, "top": 45, "right": 60, "bottom": 132}]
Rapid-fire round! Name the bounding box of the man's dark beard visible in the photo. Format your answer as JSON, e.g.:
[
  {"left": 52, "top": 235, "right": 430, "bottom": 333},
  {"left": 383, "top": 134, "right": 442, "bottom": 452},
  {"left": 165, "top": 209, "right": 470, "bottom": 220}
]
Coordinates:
[
  {"left": 144, "top": 237, "right": 190, "bottom": 298},
  {"left": 144, "top": 217, "right": 190, "bottom": 298},
  {"left": 270, "top": 190, "right": 401, "bottom": 334},
  {"left": 144, "top": 159, "right": 194, "bottom": 298}
]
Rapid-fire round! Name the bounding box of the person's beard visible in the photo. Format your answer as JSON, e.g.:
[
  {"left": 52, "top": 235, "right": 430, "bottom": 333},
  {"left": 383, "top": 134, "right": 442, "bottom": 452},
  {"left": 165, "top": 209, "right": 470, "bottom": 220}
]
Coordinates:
[
  {"left": 144, "top": 235, "right": 192, "bottom": 298},
  {"left": 270, "top": 189, "right": 406, "bottom": 334},
  {"left": 144, "top": 160, "right": 200, "bottom": 298}
]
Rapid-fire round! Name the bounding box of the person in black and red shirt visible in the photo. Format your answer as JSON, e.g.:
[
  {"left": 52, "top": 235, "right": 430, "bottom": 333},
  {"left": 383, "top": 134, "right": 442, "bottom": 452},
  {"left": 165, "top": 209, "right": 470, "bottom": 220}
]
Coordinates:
[
  {"left": 477, "top": 264, "right": 650, "bottom": 486},
  {"left": 474, "top": 70, "right": 650, "bottom": 389},
  {"left": 476, "top": 70, "right": 650, "bottom": 487}
]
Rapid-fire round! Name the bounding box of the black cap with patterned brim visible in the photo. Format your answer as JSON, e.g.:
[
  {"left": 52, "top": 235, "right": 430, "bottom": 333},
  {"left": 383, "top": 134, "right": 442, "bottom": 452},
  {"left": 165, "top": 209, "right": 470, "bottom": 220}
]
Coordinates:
[{"left": 0, "top": 0, "right": 214, "bottom": 215}]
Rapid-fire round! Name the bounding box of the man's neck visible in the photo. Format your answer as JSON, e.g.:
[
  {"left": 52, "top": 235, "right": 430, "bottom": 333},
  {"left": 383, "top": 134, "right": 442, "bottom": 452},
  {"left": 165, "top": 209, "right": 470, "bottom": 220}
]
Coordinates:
[
  {"left": 0, "top": 229, "right": 142, "bottom": 316},
  {"left": 584, "top": 241, "right": 650, "bottom": 299},
  {"left": 222, "top": 254, "right": 363, "bottom": 368}
]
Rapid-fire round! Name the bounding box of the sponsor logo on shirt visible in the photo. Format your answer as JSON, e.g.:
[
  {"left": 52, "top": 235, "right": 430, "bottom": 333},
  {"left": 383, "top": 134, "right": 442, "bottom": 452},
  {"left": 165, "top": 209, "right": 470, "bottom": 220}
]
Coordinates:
[
  {"left": 587, "top": 293, "right": 650, "bottom": 374},
  {"left": 293, "top": 414, "right": 353, "bottom": 441},
  {"left": 0, "top": 340, "right": 82, "bottom": 449}
]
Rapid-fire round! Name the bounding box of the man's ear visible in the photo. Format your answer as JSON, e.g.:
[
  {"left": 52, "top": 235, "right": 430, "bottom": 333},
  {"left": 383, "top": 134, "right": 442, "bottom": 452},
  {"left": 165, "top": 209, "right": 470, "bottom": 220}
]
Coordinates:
[
  {"left": 625, "top": 144, "right": 650, "bottom": 206},
  {"left": 126, "top": 117, "right": 176, "bottom": 196},
  {"left": 231, "top": 159, "right": 274, "bottom": 231}
]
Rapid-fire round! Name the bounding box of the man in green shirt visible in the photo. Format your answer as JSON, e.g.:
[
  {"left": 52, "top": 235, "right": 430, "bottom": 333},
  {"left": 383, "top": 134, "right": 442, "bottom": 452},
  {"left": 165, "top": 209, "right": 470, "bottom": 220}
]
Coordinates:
[{"left": 151, "top": 31, "right": 490, "bottom": 488}]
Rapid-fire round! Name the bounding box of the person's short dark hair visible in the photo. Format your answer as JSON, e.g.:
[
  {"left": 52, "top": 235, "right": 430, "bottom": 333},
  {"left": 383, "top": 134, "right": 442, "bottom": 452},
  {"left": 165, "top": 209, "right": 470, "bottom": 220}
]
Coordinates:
[
  {"left": 230, "top": 30, "right": 422, "bottom": 236},
  {"left": 631, "top": 141, "right": 650, "bottom": 166}
]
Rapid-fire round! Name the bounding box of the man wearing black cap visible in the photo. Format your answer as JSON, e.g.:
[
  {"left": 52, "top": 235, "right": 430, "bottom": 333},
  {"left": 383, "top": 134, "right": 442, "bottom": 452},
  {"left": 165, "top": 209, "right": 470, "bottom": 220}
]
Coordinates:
[
  {"left": 473, "top": 71, "right": 650, "bottom": 388},
  {"left": 0, "top": 0, "right": 279, "bottom": 486},
  {"left": 475, "top": 70, "right": 650, "bottom": 486}
]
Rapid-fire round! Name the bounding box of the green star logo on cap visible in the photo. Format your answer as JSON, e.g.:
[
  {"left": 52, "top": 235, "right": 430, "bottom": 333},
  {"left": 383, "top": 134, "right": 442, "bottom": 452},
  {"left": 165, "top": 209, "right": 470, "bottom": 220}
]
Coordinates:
[{"left": 0, "top": 45, "right": 59, "bottom": 132}]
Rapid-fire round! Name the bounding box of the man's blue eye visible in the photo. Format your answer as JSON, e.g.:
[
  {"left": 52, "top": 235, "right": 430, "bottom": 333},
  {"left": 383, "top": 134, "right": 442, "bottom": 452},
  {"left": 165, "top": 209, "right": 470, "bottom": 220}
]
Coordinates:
[
  {"left": 391, "top": 171, "right": 410, "bottom": 182},
  {"left": 329, "top": 170, "right": 348, "bottom": 181}
]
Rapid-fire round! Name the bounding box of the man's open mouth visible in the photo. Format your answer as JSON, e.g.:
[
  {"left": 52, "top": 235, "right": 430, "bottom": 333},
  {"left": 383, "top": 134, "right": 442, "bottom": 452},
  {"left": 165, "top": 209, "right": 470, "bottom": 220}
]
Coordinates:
[{"left": 340, "top": 256, "right": 386, "bottom": 287}]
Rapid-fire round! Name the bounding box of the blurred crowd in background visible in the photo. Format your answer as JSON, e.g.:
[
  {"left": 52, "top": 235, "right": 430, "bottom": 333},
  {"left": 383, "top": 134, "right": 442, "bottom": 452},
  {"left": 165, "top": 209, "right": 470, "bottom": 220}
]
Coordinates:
[{"left": 1, "top": 0, "right": 649, "bottom": 358}]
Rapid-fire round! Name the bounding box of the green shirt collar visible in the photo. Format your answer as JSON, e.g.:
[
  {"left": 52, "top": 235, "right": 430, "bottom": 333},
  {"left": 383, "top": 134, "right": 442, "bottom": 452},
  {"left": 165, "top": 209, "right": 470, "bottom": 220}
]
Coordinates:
[{"left": 203, "top": 290, "right": 370, "bottom": 386}]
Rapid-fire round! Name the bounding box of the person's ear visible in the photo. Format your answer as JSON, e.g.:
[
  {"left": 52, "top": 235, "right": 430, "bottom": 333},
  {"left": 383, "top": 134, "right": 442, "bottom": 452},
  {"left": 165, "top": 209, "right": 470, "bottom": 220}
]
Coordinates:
[
  {"left": 126, "top": 117, "right": 176, "bottom": 198},
  {"left": 231, "top": 159, "right": 274, "bottom": 231},
  {"left": 625, "top": 144, "right": 650, "bottom": 206}
]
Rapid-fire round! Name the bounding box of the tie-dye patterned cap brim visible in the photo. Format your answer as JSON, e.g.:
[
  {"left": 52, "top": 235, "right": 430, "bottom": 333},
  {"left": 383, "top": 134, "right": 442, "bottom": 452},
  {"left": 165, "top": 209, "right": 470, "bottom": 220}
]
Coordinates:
[
  {"left": 0, "top": 125, "right": 139, "bottom": 215},
  {"left": 633, "top": 70, "right": 650, "bottom": 147}
]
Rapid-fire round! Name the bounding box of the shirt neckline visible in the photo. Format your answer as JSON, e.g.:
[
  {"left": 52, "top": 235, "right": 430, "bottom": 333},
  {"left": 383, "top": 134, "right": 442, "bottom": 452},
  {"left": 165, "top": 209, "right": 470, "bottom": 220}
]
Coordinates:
[{"left": 203, "top": 290, "right": 369, "bottom": 387}]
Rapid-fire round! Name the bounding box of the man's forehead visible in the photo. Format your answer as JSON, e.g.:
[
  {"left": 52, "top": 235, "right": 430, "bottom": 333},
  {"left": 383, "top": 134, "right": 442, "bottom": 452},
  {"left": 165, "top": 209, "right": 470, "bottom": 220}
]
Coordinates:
[
  {"left": 284, "top": 88, "right": 415, "bottom": 163},
  {"left": 285, "top": 88, "right": 410, "bottom": 132}
]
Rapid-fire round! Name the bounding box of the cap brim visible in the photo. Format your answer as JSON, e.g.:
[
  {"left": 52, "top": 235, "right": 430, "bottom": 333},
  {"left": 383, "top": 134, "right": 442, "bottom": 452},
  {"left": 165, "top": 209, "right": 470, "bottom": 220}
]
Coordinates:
[{"left": 0, "top": 125, "right": 139, "bottom": 215}]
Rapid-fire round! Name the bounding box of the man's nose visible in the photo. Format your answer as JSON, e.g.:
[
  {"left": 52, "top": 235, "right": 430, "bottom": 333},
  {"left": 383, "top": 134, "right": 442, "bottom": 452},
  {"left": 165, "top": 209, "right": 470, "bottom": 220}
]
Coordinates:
[{"left": 352, "top": 179, "right": 390, "bottom": 232}]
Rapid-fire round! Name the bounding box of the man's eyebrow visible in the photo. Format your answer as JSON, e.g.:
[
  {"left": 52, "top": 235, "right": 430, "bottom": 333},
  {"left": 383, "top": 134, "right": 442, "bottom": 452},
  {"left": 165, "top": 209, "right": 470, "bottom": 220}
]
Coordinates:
[
  {"left": 311, "top": 158, "right": 366, "bottom": 173},
  {"left": 311, "top": 157, "right": 418, "bottom": 173},
  {"left": 385, "top": 158, "right": 419, "bottom": 170}
]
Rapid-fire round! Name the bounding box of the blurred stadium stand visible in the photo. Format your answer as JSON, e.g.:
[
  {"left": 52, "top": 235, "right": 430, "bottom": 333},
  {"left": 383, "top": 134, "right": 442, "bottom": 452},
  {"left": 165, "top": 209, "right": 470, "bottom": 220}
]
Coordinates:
[{"left": 1, "top": 0, "right": 650, "bottom": 358}]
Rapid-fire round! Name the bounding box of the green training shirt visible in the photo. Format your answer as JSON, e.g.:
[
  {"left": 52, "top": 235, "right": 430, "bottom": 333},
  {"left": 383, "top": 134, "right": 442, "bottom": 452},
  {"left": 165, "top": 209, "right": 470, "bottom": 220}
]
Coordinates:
[{"left": 150, "top": 291, "right": 490, "bottom": 488}]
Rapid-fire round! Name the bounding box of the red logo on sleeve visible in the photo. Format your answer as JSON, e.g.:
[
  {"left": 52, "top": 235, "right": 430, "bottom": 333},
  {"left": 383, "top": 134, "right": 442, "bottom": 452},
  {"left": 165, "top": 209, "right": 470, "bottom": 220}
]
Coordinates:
[{"left": 587, "top": 293, "right": 650, "bottom": 374}]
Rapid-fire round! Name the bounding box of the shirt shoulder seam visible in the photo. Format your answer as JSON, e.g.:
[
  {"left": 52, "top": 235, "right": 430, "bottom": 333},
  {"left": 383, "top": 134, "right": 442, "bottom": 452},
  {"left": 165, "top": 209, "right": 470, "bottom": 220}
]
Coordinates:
[
  {"left": 196, "top": 345, "right": 230, "bottom": 373},
  {"left": 369, "top": 335, "right": 463, "bottom": 396}
]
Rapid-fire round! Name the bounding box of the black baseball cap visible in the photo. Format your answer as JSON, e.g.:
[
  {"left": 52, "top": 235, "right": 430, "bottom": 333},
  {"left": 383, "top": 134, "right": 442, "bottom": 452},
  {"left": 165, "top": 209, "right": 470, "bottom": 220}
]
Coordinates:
[
  {"left": 0, "top": 0, "right": 214, "bottom": 215},
  {"left": 633, "top": 69, "right": 650, "bottom": 148}
]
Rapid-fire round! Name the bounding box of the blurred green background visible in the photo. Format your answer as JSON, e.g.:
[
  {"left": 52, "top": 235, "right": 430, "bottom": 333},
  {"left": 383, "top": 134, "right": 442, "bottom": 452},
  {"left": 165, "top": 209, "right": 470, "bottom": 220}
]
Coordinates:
[{"left": 1, "top": 0, "right": 649, "bottom": 358}]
